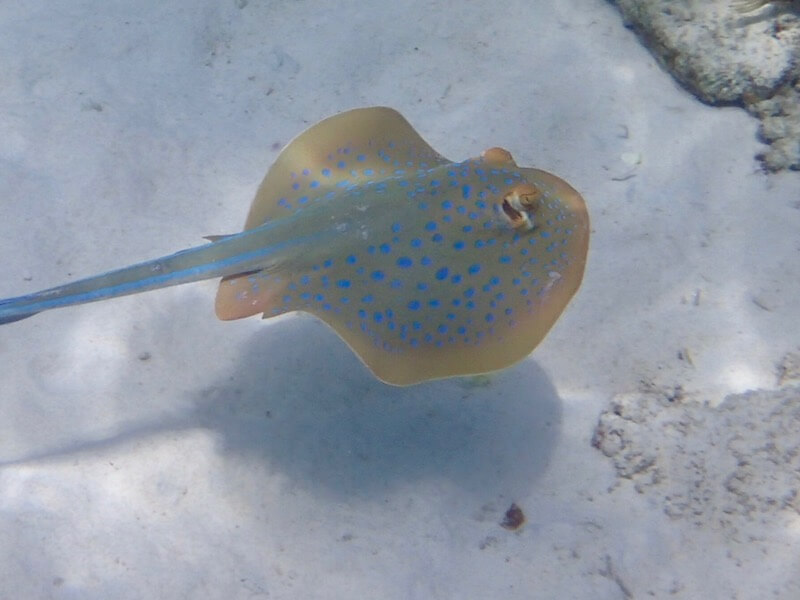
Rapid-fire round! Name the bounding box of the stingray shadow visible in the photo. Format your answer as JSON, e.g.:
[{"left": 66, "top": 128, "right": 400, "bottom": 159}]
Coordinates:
[
  {"left": 1, "top": 312, "right": 563, "bottom": 503},
  {"left": 189, "top": 315, "right": 563, "bottom": 501}
]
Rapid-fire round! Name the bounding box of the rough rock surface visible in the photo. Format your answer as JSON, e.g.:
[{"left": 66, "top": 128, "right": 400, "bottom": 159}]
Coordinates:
[
  {"left": 593, "top": 384, "right": 800, "bottom": 538},
  {"left": 610, "top": 0, "right": 800, "bottom": 171}
]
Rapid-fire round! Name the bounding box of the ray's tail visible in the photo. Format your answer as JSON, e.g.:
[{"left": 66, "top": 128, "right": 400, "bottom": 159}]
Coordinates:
[{"left": 0, "top": 222, "right": 305, "bottom": 325}]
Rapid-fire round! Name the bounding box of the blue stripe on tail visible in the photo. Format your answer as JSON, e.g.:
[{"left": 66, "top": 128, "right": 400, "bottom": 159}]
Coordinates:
[{"left": 0, "top": 297, "right": 38, "bottom": 324}]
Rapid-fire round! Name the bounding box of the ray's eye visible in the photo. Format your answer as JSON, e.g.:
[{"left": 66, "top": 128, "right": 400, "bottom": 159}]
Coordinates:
[
  {"left": 501, "top": 183, "right": 541, "bottom": 230},
  {"left": 481, "top": 146, "right": 516, "bottom": 165}
]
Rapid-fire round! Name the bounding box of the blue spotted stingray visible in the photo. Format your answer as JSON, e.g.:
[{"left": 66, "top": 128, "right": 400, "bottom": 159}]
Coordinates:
[{"left": 0, "top": 107, "right": 589, "bottom": 384}]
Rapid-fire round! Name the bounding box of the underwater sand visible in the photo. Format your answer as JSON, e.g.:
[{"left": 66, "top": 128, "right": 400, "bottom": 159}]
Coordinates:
[{"left": 0, "top": 1, "right": 798, "bottom": 598}]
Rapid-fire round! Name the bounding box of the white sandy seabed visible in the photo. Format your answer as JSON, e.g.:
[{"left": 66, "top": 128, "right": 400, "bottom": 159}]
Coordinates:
[{"left": 0, "top": 1, "right": 798, "bottom": 598}]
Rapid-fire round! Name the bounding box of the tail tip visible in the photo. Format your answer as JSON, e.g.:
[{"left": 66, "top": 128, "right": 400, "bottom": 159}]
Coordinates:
[{"left": 0, "top": 311, "right": 38, "bottom": 325}]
